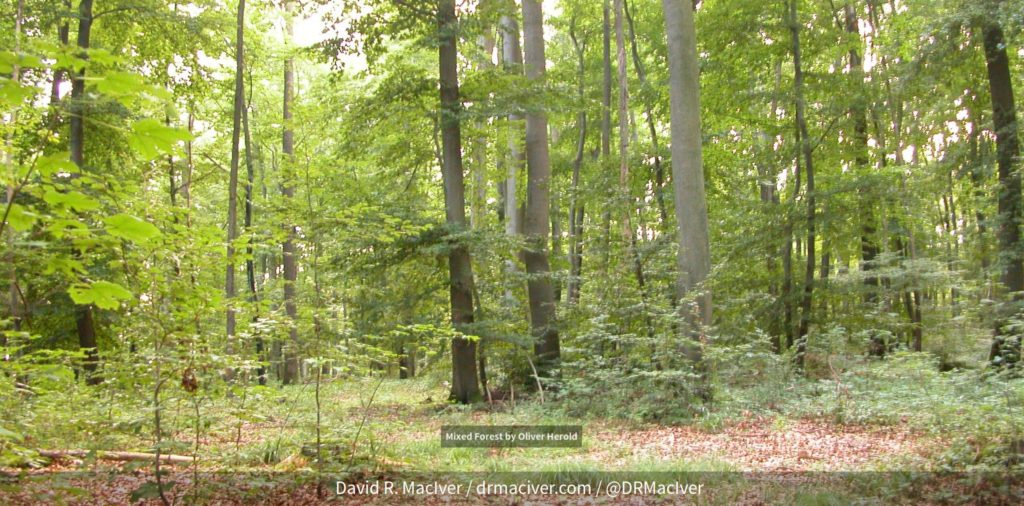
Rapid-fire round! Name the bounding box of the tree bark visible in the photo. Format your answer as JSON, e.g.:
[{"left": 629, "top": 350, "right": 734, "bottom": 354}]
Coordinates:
[
  {"left": 281, "top": 0, "right": 300, "bottom": 384},
  {"left": 983, "top": 21, "right": 1023, "bottom": 366},
  {"left": 521, "top": 0, "right": 560, "bottom": 379},
  {"left": 847, "top": 4, "right": 885, "bottom": 357},
  {"left": 48, "top": 0, "right": 71, "bottom": 131},
  {"left": 789, "top": 0, "right": 815, "bottom": 370},
  {"left": 567, "top": 24, "right": 587, "bottom": 305},
  {"left": 663, "top": 0, "right": 711, "bottom": 326},
  {"left": 623, "top": 0, "right": 669, "bottom": 227},
  {"left": 499, "top": 14, "right": 524, "bottom": 306},
  {"left": 600, "top": 0, "right": 613, "bottom": 274},
  {"left": 69, "top": 0, "right": 100, "bottom": 385},
  {"left": 439, "top": 0, "right": 481, "bottom": 403},
  {"left": 242, "top": 67, "right": 264, "bottom": 384},
  {"left": 224, "top": 0, "right": 244, "bottom": 378},
  {"left": 6, "top": 0, "right": 24, "bottom": 339},
  {"left": 615, "top": 0, "right": 652, "bottom": 336},
  {"left": 662, "top": 0, "right": 711, "bottom": 374}
]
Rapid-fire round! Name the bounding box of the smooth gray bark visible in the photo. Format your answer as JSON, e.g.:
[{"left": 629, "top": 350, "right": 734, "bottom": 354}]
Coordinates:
[
  {"left": 522, "top": 0, "right": 560, "bottom": 377},
  {"left": 662, "top": 0, "right": 711, "bottom": 334}
]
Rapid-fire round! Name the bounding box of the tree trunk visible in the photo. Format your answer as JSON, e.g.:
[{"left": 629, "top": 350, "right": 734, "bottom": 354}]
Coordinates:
[
  {"left": 847, "top": 4, "right": 886, "bottom": 357},
  {"left": 600, "top": 0, "right": 613, "bottom": 275},
  {"left": 522, "top": 0, "right": 560, "bottom": 379},
  {"left": 48, "top": 0, "right": 71, "bottom": 130},
  {"left": 6, "top": 0, "right": 24, "bottom": 339},
  {"left": 499, "top": 14, "right": 524, "bottom": 305},
  {"left": 439, "top": 0, "right": 481, "bottom": 403},
  {"left": 281, "top": 1, "right": 300, "bottom": 384},
  {"left": 984, "top": 21, "right": 1023, "bottom": 365},
  {"left": 789, "top": 0, "right": 815, "bottom": 370},
  {"left": 623, "top": 0, "right": 669, "bottom": 228},
  {"left": 470, "top": 33, "right": 495, "bottom": 230},
  {"left": 69, "top": 0, "right": 99, "bottom": 385},
  {"left": 567, "top": 25, "right": 587, "bottom": 305},
  {"left": 615, "top": 0, "right": 652, "bottom": 336},
  {"left": 662, "top": 0, "right": 711, "bottom": 358},
  {"left": 242, "top": 68, "right": 265, "bottom": 385},
  {"left": 224, "top": 0, "right": 245, "bottom": 379}
]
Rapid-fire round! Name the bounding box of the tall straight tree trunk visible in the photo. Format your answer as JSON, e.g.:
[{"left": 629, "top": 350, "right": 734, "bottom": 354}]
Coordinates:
[
  {"left": 600, "top": 0, "right": 613, "bottom": 274},
  {"left": 470, "top": 33, "right": 495, "bottom": 230},
  {"left": 224, "top": 0, "right": 244, "bottom": 379},
  {"left": 6, "top": 0, "right": 24, "bottom": 337},
  {"left": 983, "top": 21, "right": 1023, "bottom": 366},
  {"left": 69, "top": 0, "right": 99, "bottom": 384},
  {"left": 847, "top": 4, "right": 884, "bottom": 356},
  {"left": 522, "top": 0, "right": 560, "bottom": 378},
  {"left": 500, "top": 14, "right": 524, "bottom": 305},
  {"left": 48, "top": 0, "right": 71, "bottom": 130},
  {"left": 662, "top": 0, "right": 711, "bottom": 357},
  {"left": 439, "top": 0, "right": 481, "bottom": 403},
  {"left": 567, "top": 24, "right": 587, "bottom": 305},
  {"left": 473, "top": 29, "right": 496, "bottom": 392},
  {"left": 242, "top": 70, "right": 265, "bottom": 384},
  {"left": 789, "top": 0, "right": 815, "bottom": 370},
  {"left": 615, "top": 0, "right": 652, "bottom": 335},
  {"left": 281, "top": 1, "right": 300, "bottom": 384},
  {"left": 623, "top": 0, "right": 669, "bottom": 227}
]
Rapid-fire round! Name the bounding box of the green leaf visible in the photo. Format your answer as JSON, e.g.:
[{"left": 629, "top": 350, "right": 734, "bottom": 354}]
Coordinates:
[
  {"left": 0, "top": 51, "right": 43, "bottom": 73},
  {"left": 42, "top": 188, "right": 100, "bottom": 211},
  {"left": 94, "top": 71, "right": 148, "bottom": 97},
  {"left": 104, "top": 213, "right": 162, "bottom": 243},
  {"left": 128, "top": 119, "right": 193, "bottom": 161},
  {"left": 0, "top": 78, "right": 36, "bottom": 105},
  {"left": 68, "top": 280, "right": 133, "bottom": 310},
  {"left": 5, "top": 203, "right": 37, "bottom": 232},
  {"left": 36, "top": 152, "right": 78, "bottom": 177}
]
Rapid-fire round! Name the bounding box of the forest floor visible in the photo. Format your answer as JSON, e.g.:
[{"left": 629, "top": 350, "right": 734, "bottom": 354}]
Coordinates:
[{"left": 2, "top": 370, "right": 1020, "bottom": 504}]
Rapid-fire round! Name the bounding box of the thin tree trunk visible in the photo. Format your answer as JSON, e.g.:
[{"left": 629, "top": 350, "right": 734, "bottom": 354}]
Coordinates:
[
  {"left": 48, "top": 0, "right": 71, "bottom": 130},
  {"left": 567, "top": 24, "right": 587, "bottom": 305},
  {"left": 789, "top": 0, "right": 815, "bottom": 370},
  {"left": 600, "top": 0, "right": 613, "bottom": 275},
  {"left": 522, "top": 0, "right": 560, "bottom": 379},
  {"left": 242, "top": 68, "right": 264, "bottom": 384},
  {"left": 69, "top": 0, "right": 100, "bottom": 384},
  {"left": 6, "top": 0, "right": 24, "bottom": 339},
  {"left": 623, "top": 0, "right": 669, "bottom": 227},
  {"left": 439, "top": 0, "right": 481, "bottom": 403},
  {"left": 500, "top": 14, "right": 524, "bottom": 305},
  {"left": 224, "top": 0, "right": 245, "bottom": 377},
  {"left": 281, "top": 1, "right": 300, "bottom": 384},
  {"left": 615, "top": 0, "right": 652, "bottom": 336},
  {"left": 470, "top": 33, "right": 495, "bottom": 229}
]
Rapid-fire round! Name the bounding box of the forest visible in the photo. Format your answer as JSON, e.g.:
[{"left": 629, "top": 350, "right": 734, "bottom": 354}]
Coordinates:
[{"left": 1, "top": 0, "right": 1023, "bottom": 504}]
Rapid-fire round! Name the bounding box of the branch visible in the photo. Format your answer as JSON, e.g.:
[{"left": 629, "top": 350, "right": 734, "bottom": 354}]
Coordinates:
[{"left": 37, "top": 449, "right": 196, "bottom": 465}]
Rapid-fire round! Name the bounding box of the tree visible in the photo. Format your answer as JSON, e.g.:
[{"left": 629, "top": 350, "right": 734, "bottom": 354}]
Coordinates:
[
  {"left": 662, "top": 0, "right": 711, "bottom": 345},
  {"left": 281, "top": 0, "right": 300, "bottom": 384},
  {"left": 788, "top": 0, "right": 816, "bottom": 370},
  {"left": 983, "top": 18, "right": 1022, "bottom": 367},
  {"left": 499, "top": 12, "right": 524, "bottom": 296},
  {"left": 566, "top": 19, "right": 587, "bottom": 305},
  {"left": 69, "top": 0, "right": 99, "bottom": 384},
  {"left": 438, "top": 0, "right": 481, "bottom": 403},
  {"left": 225, "top": 0, "right": 245, "bottom": 375},
  {"left": 522, "top": 0, "right": 560, "bottom": 380}
]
